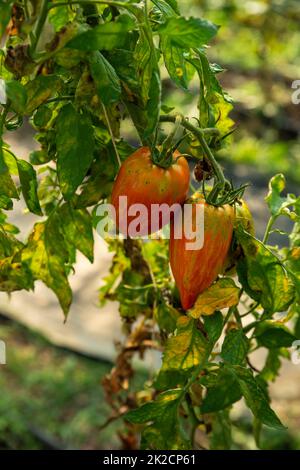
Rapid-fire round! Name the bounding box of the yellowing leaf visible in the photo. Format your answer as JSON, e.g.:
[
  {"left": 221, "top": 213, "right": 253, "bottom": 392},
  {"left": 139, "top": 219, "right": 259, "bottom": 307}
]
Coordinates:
[
  {"left": 190, "top": 278, "right": 240, "bottom": 318},
  {"left": 155, "top": 316, "right": 209, "bottom": 389},
  {"left": 22, "top": 221, "right": 72, "bottom": 316}
]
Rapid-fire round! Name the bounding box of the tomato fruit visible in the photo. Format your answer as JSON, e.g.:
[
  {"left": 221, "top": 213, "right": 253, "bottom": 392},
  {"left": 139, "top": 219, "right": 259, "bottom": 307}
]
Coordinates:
[
  {"left": 170, "top": 194, "right": 235, "bottom": 310},
  {"left": 111, "top": 147, "right": 190, "bottom": 236}
]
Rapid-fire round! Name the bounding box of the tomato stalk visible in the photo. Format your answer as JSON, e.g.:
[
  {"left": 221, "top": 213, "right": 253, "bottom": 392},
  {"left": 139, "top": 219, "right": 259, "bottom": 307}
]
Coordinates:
[
  {"left": 159, "top": 115, "right": 226, "bottom": 194},
  {"left": 159, "top": 115, "right": 248, "bottom": 206},
  {"left": 29, "top": 0, "right": 49, "bottom": 56},
  {"left": 151, "top": 115, "right": 183, "bottom": 168}
]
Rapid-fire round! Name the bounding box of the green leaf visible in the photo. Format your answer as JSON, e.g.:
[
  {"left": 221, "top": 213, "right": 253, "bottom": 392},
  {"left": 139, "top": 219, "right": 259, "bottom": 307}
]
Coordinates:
[
  {"left": 5, "top": 81, "right": 27, "bottom": 114},
  {"left": 126, "top": 389, "right": 190, "bottom": 450},
  {"left": 49, "top": 0, "right": 75, "bottom": 32},
  {"left": 152, "top": 0, "right": 179, "bottom": 18},
  {"left": 89, "top": 51, "right": 121, "bottom": 106},
  {"left": 67, "top": 15, "right": 135, "bottom": 51},
  {"left": 230, "top": 365, "right": 285, "bottom": 430},
  {"left": 265, "top": 174, "right": 296, "bottom": 218},
  {"left": 0, "top": 256, "right": 34, "bottom": 292},
  {"left": 210, "top": 410, "right": 232, "bottom": 450},
  {"left": 155, "top": 316, "right": 209, "bottom": 389},
  {"left": 129, "top": 28, "right": 161, "bottom": 140},
  {"left": 0, "top": 0, "right": 12, "bottom": 40},
  {"left": 0, "top": 194, "right": 12, "bottom": 210},
  {"left": 0, "top": 144, "right": 7, "bottom": 174},
  {"left": 56, "top": 103, "right": 95, "bottom": 200},
  {"left": 203, "top": 311, "right": 224, "bottom": 344},
  {"left": 236, "top": 228, "right": 295, "bottom": 314},
  {"left": 33, "top": 105, "right": 53, "bottom": 129},
  {"left": 221, "top": 329, "right": 249, "bottom": 365},
  {"left": 29, "top": 149, "right": 52, "bottom": 166},
  {"left": 2, "top": 146, "right": 18, "bottom": 174},
  {"left": 25, "top": 75, "right": 62, "bottom": 115},
  {"left": 58, "top": 203, "right": 94, "bottom": 262},
  {"left": 201, "top": 366, "right": 242, "bottom": 413},
  {"left": 0, "top": 167, "right": 19, "bottom": 199},
  {"left": 155, "top": 299, "right": 180, "bottom": 334},
  {"left": 158, "top": 17, "right": 218, "bottom": 49},
  {"left": 255, "top": 321, "right": 296, "bottom": 349},
  {"left": 0, "top": 230, "right": 23, "bottom": 259},
  {"left": 22, "top": 221, "right": 72, "bottom": 316},
  {"left": 17, "top": 160, "right": 43, "bottom": 216},
  {"left": 190, "top": 278, "right": 240, "bottom": 318},
  {"left": 260, "top": 349, "right": 282, "bottom": 382},
  {"left": 160, "top": 37, "right": 188, "bottom": 89},
  {"left": 187, "top": 52, "right": 233, "bottom": 132},
  {"left": 108, "top": 47, "right": 161, "bottom": 141}
]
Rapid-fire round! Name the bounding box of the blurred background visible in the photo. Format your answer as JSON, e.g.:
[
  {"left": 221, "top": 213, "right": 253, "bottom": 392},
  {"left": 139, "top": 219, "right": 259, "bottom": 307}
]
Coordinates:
[{"left": 1, "top": 0, "right": 300, "bottom": 449}]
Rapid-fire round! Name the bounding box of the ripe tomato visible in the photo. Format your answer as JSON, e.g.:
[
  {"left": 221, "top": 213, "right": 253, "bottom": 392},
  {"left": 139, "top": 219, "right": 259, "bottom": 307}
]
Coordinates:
[
  {"left": 111, "top": 147, "right": 190, "bottom": 236},
  {"left": 170, "top": 194, "right": 234, "bottom": 310}
]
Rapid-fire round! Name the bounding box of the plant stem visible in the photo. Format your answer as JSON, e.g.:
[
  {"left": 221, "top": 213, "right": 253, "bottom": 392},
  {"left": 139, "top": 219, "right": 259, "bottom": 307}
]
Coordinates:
[
  {"left": 243, "top": 320, "right": 259, "bottom": 334},
  {"left": 159, "top": 114, "right": 226, "bottom": 190},
  {"left": 30, "top": 0, "right": 49, "bottom": 56},
  {"left": 101, "top": 103, "right": 121, "bottom": 168},
  {"left": 46, "top": 95, "right": 75, "bottom": 104},
  {"left": 262, "top": 215, "right": 276, "bottom": 244}
]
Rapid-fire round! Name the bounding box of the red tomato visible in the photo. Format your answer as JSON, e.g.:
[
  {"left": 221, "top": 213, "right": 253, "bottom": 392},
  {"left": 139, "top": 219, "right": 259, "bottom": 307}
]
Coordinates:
[
  {"left": 170, "top": 194, "right": 235, "bottom": 310},
  {"left": 111, "top": 147, "right": 190, "bottom": 236}
]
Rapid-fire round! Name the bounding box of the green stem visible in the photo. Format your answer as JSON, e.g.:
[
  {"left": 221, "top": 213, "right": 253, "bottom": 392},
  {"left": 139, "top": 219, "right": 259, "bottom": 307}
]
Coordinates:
[
  {"left": 262, "top": 215, "right": 276, "bottom": 244},
  {"left": 240, "top": 302, "right": 259, "bottom": 318},
  {"left": 223, "top": 305, "right": 235, "bottom": 325},
  {"left": 243, "top": 320, "right": 259, "bottom": 334},
  {"left": 23, "top": 0, "right": 30, "bottom": 20},
  {"left": 46, "top": 95, "right": 75, "bottom": 104},
  {"left": 101, "top": 102, "right": 121, "bottom": 168},
  {"left": 30, "top": 0, "right": 49, "bottom": 56},
  {"left": 233, "top": 307, "right": 243, "bottom": 328},
  {"left": 159, "top": 114, "right": 226, "bottom": 190}
]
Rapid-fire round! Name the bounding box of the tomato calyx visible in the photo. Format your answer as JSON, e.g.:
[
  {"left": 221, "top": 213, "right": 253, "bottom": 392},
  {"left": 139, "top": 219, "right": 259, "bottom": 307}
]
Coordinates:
[
  {"left": 204, "top": 180, "right": 250, "bottom": 207},
  {"left": 151, "top": 115, "right": 186, "bottom": 169}
]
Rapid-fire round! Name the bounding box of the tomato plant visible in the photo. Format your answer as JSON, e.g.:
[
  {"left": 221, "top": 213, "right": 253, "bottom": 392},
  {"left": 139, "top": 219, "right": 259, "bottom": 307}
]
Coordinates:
[{"left": 0, "top": 0, "right": 300, "bottom": 451}]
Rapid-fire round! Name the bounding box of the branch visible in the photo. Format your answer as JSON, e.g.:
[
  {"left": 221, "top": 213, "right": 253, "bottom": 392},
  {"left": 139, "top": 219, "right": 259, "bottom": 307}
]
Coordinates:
[
  {"left": 30, "top": 0, "right": 49, "bottom": 56},
  {"left": 159, "top": 114, "right": 226, "bottom": 190}
]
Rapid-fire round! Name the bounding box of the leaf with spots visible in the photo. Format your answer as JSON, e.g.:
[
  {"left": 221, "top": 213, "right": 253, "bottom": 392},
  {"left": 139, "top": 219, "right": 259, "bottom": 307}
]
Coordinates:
[
  {"left": 56, "top": 103, "right": 95, "bottom": 200},
  {"left": 190, "top": 278, "right": 240, "bottom": 318},
  {"left": 155, "top": 316, "right": 210, "bottom": 389},
  {"left": 126, "top": 389, "right": 191, "bottom": 450},
  {"left": 22, "top": 220, "right": 72, "bottom": 316},
  {"left": 58, "top": 203, "right": 94, "bottom": 262},
  {"left": 236, "top": 228, "right": 295, "bottom": 314},
  {"left": 17, "top": 159, "right": 42, "bottom": 216}
]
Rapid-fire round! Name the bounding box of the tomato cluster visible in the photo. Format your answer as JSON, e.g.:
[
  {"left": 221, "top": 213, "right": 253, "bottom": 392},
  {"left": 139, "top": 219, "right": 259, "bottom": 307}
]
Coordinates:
[{"left": 111, "top": 147, "right": 252, "bottom": 311}]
